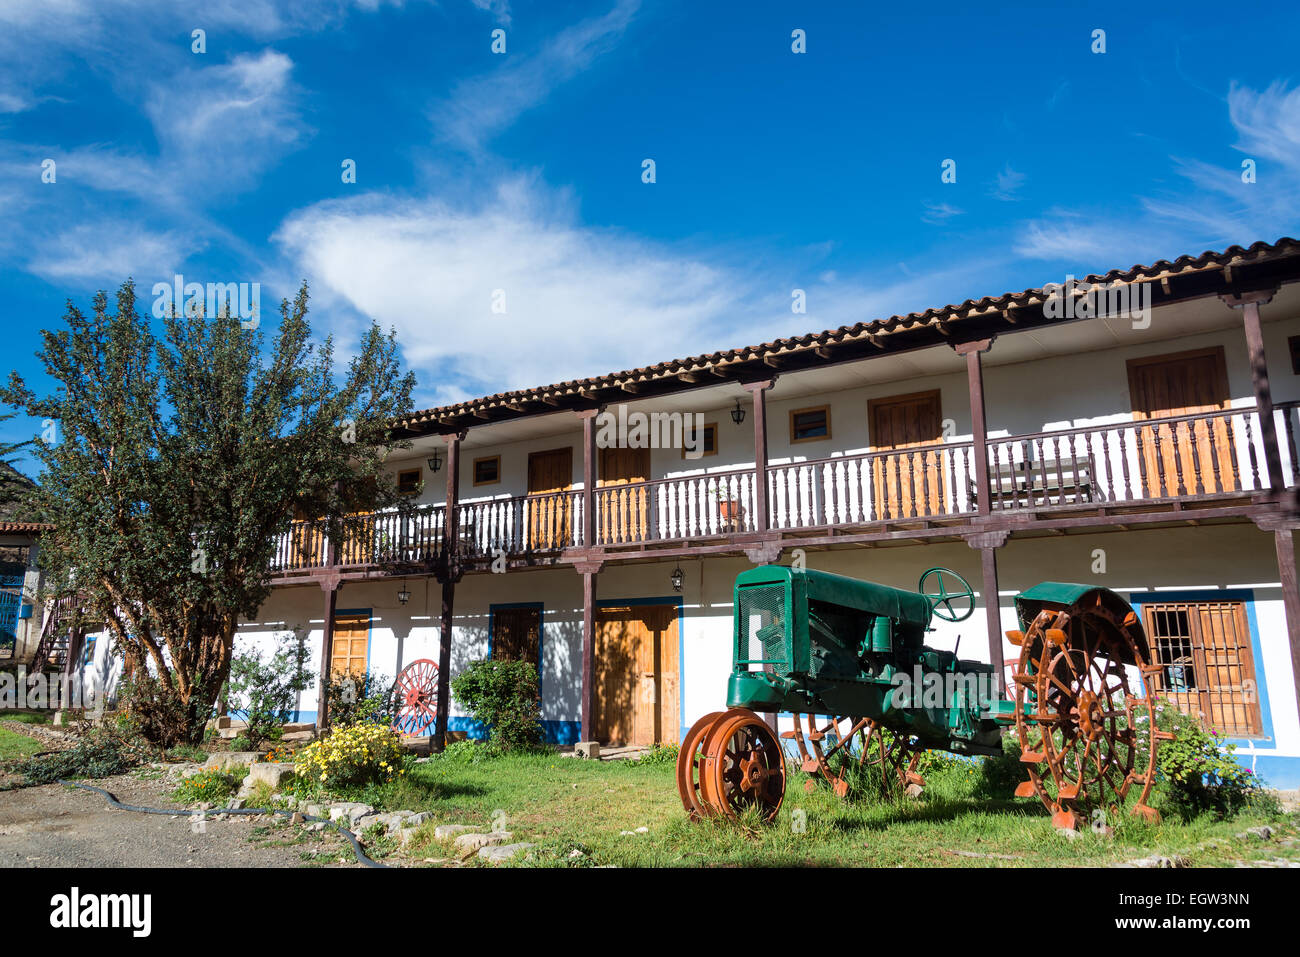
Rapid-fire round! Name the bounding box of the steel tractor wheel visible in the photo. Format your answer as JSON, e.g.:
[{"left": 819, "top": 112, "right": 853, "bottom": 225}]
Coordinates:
[
  {"left": 1008, "top": 593, "right": 1165, "bottom": 831},
  {"left": 675, "top": 708, "right": 786, "bottom": 822},
  {"left": 786, "top": 715, "right": 925, "bottom": 799}
]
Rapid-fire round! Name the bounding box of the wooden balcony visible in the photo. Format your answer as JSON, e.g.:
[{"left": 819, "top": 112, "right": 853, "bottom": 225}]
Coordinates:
[{"left": 268, "top": 405, "right": 1293, "bottom": 578}]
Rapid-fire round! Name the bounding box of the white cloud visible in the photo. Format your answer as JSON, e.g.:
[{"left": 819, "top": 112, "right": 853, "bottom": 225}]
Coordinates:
[
  {"left": 991, "top": 164, "right": 1025, "bottom": 201},
  {"left": 1229, "top": 80, "right": 1300, "bottom": 166},
  {"left": 26, "top": 222, "right": 196, "bottom": 282},
  {"left": 921, "top": 201, "right": 962, "bottom": 224},
  {"left": 431, "top": 0, "right": 640, "bottom": 153}
]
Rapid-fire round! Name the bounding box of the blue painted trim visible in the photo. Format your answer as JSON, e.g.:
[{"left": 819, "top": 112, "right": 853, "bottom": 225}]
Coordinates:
[
  {"left": 447, "top": 715, "right": 580, "bottom": 746},
  {"left": 1242, "top": 753, "right": 1300, "bottom": 789},
  {"left": 487, "top": 601, "right": 545, "bottom": 700},
  {"left": 596, "top": 595, "right": 686, "bottom": 744}
]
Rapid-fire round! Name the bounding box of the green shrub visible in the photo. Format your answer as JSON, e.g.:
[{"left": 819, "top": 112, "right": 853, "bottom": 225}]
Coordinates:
[
  {"left": 450, "top": 659, "right": 543, "bottom": 753},
  {"left": 14, "top": 729, "right": 141, "bottom": 784},
  {"left": 326, "top": 671, "right": 394, "bottom": 728},
  {"left": 227, "top": 633, "right": 312, "bottom": 750},
  {"left": 171, "top": 768, "right": 239, "bottom": 804},
  {"left": 1151, "top": 701, "right": 1265, "bottom": 820},
  {"left": 434, "top": 738, "right": 490, "bottom": 763},
  {"left": 118, "top": 673, "right": 198, "bottom": 750}
]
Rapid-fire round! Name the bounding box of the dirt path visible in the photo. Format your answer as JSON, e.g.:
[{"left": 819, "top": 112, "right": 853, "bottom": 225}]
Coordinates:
[{"left": 0, "top": 772, "right": 358, "bottom": 868}]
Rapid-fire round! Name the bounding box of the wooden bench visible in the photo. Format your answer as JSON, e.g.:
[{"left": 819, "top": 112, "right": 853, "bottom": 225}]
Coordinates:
[{"left": 975, "top": 452, "right": 1097, "bottom": 509}]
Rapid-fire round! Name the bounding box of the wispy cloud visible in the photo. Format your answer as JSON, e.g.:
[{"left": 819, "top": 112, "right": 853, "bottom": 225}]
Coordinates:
[
  {"left": 991, "top": 164, "right": 1026, "bottom": 201},
  {"left": 921, "top": 201, "right": 962, "bottom": 224},
  {"left": 430, "top": 0, "right": 640, "bottom": 154}
]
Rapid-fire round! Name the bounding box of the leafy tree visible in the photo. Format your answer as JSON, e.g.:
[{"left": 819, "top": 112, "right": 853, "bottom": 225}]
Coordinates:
[
  {"left": 1, "top": 280, "right": 414, "bottom": 745},
  {"left": 227, "top": 632, "right": 313, "bottom": 750}
]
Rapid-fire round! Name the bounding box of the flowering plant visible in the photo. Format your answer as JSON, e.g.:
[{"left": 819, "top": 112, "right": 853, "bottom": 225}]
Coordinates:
[{"left": 294, "top": 722, "right": 405, "bottom": 790}]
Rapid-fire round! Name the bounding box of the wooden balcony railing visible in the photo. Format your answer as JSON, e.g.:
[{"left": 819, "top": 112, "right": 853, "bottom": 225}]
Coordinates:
[
  {"left": 595, "top": 468, "right": 759, "bottom": 546},
  {"left": 269, "top": 406, "right": 1288, "bottom": 574}
]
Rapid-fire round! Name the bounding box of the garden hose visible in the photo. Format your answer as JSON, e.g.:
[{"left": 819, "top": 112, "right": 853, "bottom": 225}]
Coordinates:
[{"left": 58, "top": 779, "right": 390, "bottom": 869}]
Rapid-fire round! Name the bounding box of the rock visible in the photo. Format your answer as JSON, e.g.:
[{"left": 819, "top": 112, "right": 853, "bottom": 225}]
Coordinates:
[
  {"left": 328, "top": 803, "right": 374, "bottom": 825},
  {"left": 203, "top": 752, "right": 262, "bottom": 770},
  {"left": 246, "top": 762, "right": 296, "bottom": 790},
  {"left": 1242, "top": 826, "right": 1275, "bottom": 841},
  {"left": 904, "top": 783, "right": 925, "bottom": 800},
  {"left": 307, "top": 822, "right": 326, "bottom": 832},
  {"left": 434, "top": 823, "right": 477, "bottom": 840},
  {"left": 177, "top": 764, "right": 208, "bottom": 779},
  {"left": 635, "top": 826, "right": 649, "bottom": 834},
  {"left": 303, "top": 803, "right": 325, "bottom": 819},
  {"left": 1058, "top": 828, "right": 1079, "bottom": 841},
  {"left": 574, "top": 741, "right": 601, "bottom": 760},
  {"left": 454, "top": 831, "right": 512, "bottom": 852},
  {"left": 197, "top": 802, "right": 213, "bottom": 811},
  {"left": 227, "top": 798, "right": 246, "bottom": 810},
  {"left": 291, "top": 812, "right": 305, "bottom": 825},
  {"left": 1123, "top": 855, "right": 1187, "bottom": 868},
  {"left": 478, "top": 842, "right": 535, "bottom": 863}
]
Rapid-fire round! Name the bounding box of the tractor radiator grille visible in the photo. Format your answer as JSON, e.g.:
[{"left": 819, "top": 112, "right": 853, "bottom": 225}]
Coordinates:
[{"left": 737, "top": 584, "right": 788, "bottom": 670}]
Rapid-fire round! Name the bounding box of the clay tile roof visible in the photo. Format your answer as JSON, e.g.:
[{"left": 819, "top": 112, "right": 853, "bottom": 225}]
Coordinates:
[
  {"left": 0, "top": 522, "right": 50, "bottom": 534},
  {"left": 395, "top": 237, "right": 1300, "bottom": 433}
]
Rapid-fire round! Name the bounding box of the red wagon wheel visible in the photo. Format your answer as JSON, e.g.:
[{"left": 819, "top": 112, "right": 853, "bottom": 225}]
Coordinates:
[{"left": 390, "top": 659, "right": 440, "bottom": 736}]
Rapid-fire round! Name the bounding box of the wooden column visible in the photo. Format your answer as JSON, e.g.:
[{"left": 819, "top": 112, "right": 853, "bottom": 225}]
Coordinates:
[
  {"left": 434, "top": 432, "right": 462, "bottom": 752},
  {"left": 957, "top": 338, "right": 1006, "bottom": 695},
  {"left": 954, "top": 338, "right": 995, "bottom": 515},
  {"left": 743, "top": 379, "right": 776, "bottom": 533},
  {"left": 1273, "top": 527, "right": 1300, "bottom": 717},
  {"left": 316, "top": 577, "right": 338, "bottom": 730},
  {"left": 979, "top": 544, "right": 1005, "bottom": 695},
  {"left": 577, "top": 408, "right": 601, "bottom": 742},
  {"left": 1225, "top": 292, "right": 1284, "bottom": 489}
]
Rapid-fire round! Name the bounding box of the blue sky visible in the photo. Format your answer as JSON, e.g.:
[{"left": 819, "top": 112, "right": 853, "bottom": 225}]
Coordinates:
[{"left": 1, "top": 0, "right": 1298, "bottom": 474}]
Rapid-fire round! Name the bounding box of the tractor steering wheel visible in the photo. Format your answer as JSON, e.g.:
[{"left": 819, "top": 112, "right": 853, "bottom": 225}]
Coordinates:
[{"left": 918, "top": 567, "right": 976, "bottom": 623}]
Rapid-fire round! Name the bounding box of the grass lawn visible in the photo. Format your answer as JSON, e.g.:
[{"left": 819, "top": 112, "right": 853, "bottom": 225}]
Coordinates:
[
  {"left": 324, "top": 749, "right": 1298, "bottom": 868},
  {"left": 0, "top": 726, "right": 44, "bottom": 762}
]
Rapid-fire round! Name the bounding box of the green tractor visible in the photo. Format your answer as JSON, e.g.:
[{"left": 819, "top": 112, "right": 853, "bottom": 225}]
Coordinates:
[{"left": 676, "top": 565, "right": 1164, "bottom": 831}]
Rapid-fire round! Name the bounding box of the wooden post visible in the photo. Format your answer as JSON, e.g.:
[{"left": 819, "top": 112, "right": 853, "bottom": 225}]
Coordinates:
[
  {"left": 577, "top": 408, "right": 601, "bottom": 742},
  {"left": 434, "top": 432, "right": 462, "bottom": 752},
  {"left": 581, "top": 568, "right": 597, "bottom": 740},
  {"left": 1233, "top": 294, "right": 1283, "bottom": 489},
  {"left": 743, "top": 379, "right": 776, "bottom": 533},
  {"left": 317, "top": 578, "right": 338, "bottom": 730},
  {"left": 1273, "top": 527, "right": 1300, "bottom": 717},
  {"left": 954, "top": 338, "right": 995, "bottom": 515},
  {"left": 979, "top": 546, "right": 1006, "bottom": 695}
]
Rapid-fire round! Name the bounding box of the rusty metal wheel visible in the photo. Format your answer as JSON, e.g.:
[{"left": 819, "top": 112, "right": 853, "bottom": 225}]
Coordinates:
[
  {"left": 676, "top": 710, "right": 724, "bottom": 819},
  {"left": 390, "top": 658, "right": 440, "bottom": 736},
  {"left": 786, "top": 714, "right": 925, "bottom": 799},
  {"left": 1009, "top": 595, "right": 1162, "bottom": 830},
  {"left": 698, "top": 708, "right": 786, "bottom": 822}
]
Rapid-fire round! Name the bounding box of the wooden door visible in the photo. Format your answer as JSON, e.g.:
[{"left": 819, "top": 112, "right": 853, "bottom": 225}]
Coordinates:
[
  {"left": 1127, "top": 348, "right": 1234, "bottom": 496},
  {"left": 527, "top": 448, "right": 573, "bottom": 549},
  {"left": 330, "top": 614, "right": 370, "bottom": 678},
  {"left": 1143, "top": 600, "right": 1260, "bottom": 736},
  {"left": 593, "top": 604, "right": 679, "bottom": 747},
  {"left": 868, "top": 390, "right": 946, "bottom": 519},
  {"left": 492, "top": 606, "right": 541, "bottom": 666},
  {"left": 599, "top": 447, "right": 651, "bottom": 544}
]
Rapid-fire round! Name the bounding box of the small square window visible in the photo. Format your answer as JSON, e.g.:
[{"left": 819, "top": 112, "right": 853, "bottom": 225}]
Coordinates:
[
  {"left": 682, "top": 421, "right": 718, "bottom": 458},
  {"left": 397, "top": 468, "right": 422, "bottom": 495},
  {"left": 1289, "top": 334, "right": 1300, "bottom": 375},
  {"left": 790, "top": 405, "right": 831, "bottom": 443},
  {"left": 473, "top": 455, "right": 501, "bottom": 486}
]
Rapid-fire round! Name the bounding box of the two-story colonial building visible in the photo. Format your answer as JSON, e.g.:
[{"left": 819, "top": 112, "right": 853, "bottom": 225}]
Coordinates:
[{"left": 240, "top": 237, "right": 1300, "bottom": 788}]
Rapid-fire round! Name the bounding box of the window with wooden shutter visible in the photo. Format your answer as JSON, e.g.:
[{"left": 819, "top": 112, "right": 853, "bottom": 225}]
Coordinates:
[{"left": 1142, "top": 600, "right": 1261, "bottom": 736}]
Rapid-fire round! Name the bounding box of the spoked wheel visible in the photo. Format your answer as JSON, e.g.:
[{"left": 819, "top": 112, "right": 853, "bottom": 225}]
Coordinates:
[
  {"left": 786, "top": 714, "right": 925, "bottom": 799},
  {"left": 676, "top": 711, "right": 723, "bottom": 820},
  {"left": 1009, "top": 593, "right": 1162, "bottom": 830},
  {"left": 694, "top": 708, "right": 786, "bottom": 822},
  {"left": 389, "top": 659, "right": 441, "bottom": 736}
]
